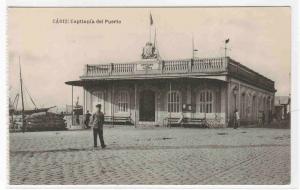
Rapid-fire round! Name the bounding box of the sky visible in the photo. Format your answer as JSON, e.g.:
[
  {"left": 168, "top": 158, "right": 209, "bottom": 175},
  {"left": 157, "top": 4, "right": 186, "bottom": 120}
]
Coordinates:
[{"left": 8, "top": 7, "right": 291, "bottom": 111}]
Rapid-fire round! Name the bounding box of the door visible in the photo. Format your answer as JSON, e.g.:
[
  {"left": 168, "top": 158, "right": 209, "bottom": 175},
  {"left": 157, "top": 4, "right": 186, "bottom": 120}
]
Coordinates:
[{"left": 139, "top": 90, "right": 155, "bottom": 121}]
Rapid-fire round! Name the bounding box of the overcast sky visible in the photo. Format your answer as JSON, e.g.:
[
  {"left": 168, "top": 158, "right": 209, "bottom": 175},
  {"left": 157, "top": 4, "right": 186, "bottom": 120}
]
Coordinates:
[{"left": 8, "top": 7, "right": 290, "bottom": 110}]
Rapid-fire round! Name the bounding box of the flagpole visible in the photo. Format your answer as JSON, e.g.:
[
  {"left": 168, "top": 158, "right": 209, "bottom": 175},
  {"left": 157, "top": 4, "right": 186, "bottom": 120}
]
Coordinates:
[
  {"left": 224, "top": 38, "right": 229, "bottom": 57},
  {"left": 149, "top": 22, "right": 151, "bottom": 43},
  {"left": 192, "top": 34, "right": 194, "bottom": 60},
  {"left": 225, "top": 42, "right": 227, "bottom": 57},
  {"left": 149, "top": 12, "right": 151, "bottom": 43},
  {"left": 154, "top": 27, "right": 160, "bottom": 59},
  {"left": 192, "top": 34, "right": 198, "bottom": 59},
  {"left": 154, "top": 27, "right": 156, "bottom": 48}
]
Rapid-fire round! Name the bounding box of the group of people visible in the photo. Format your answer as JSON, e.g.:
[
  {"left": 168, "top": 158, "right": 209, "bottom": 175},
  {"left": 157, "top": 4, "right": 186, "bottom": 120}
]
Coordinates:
[
  {"left": 87, "top": 105, "right": 269, "bottom": 148},
  {"left": 232, "top": 109, "right": 266, "bottom": 129}
]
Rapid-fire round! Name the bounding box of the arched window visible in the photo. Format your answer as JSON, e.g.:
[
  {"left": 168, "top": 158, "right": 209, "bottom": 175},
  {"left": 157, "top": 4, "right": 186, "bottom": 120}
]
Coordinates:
[
  {"left": 198, "top": 90, "right": 213, "bottom": 113},
  {"left": 167, "top": 91, "right": 181, "bottom": 113},
  {"left": 116, "top": 90, "right": 129, "bottom": 113}
]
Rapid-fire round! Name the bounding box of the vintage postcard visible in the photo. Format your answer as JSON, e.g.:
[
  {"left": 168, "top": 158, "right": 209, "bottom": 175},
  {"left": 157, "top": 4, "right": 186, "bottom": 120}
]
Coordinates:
[{"left": 6, "top": 6, "right": 293, "bottom": 188}]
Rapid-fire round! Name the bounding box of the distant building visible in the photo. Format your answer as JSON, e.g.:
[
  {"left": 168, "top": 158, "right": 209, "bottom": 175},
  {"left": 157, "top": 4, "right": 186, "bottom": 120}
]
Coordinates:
[
  {"left": 274, "top": 96, "right": 290, "bottom": 120},
  {"left": 65, "top": 40, "right": 276, "bottom": 128}
]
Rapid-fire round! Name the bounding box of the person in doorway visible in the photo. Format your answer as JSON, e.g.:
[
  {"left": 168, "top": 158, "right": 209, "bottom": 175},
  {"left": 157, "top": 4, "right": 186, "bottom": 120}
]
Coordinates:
[
  {"left": 91, "top": 104, "right": 106, "bottom": 149},
  {"left": 233, "top": 109, "right": 240, "bottom": 129},
  {"left": 84, "top": 110, "right": 91, "bottom": 128}
]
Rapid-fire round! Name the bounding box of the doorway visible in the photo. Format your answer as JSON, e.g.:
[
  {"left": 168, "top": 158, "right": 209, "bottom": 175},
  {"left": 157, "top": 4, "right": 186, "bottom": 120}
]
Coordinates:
[{"left": 139, "top": 90, "right": 155, "bottom": 121}]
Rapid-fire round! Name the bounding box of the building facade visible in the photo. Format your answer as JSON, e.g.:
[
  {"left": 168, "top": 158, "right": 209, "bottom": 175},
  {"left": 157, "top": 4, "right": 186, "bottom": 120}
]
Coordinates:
[{"left": 66, "top": 44, "right": 276, "bottom": 128}]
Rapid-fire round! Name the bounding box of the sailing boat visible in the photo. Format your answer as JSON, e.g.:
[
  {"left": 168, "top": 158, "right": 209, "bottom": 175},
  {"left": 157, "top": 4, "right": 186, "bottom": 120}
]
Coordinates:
[
  {"left": 10, "top": 57, "right": 55, "bottom": 116},
  {"left": 10, "top": 57, "right": 56, "bottom": 132},
  {"left": 13, "top": 107, "right": 56, "bottom": 115}
]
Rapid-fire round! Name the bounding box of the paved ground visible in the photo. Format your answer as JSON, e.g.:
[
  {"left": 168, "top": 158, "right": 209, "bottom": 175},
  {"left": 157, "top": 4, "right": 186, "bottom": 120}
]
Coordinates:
[{"left": 9, "top": 126, "right": 290, "bottom": 185}]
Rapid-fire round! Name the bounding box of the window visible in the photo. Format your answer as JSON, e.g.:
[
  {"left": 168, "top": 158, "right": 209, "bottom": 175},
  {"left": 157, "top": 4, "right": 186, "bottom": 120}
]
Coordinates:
[
  {"left": 246, "top": 94, "right": 251, "bottom": 116},
  {"left": 241, "top": 94, "right": 246, "bottom": 118},
  {"left": 117, "top": 91, "right": 129, "bottom": 112},
  {"left": 168, "top": 91, "right": 181, "bottom": 112},
  {"left": 252, "top": 96, "right": 257, "bottom": 119},
  {"left": 198, "top": 90, "right": 213, "bottom": 113},
  {"left": 267, "top": 97, "right": 271, "bottom": 111},
  {"left": 263, "top": 97, "right": 266, "bottom": 112},
  {"left": 257, "top": 97, "right": 261, "bottom": 111}
]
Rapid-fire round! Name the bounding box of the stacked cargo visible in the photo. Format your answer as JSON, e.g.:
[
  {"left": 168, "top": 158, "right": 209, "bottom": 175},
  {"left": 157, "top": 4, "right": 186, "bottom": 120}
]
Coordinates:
[{"left": 26, "top": 112, "right": 67, "bottom": 131}]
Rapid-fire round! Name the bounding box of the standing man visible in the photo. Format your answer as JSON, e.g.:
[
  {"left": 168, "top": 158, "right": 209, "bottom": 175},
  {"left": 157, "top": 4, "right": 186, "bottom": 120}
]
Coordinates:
[
  {"left": 233, "top": 109, "right": 240, "bottom": 129},
  {"left": 84, "top": 110, "right": 91, "bottom": 128},
  {"left": 91, "top": 104, "right": 106, "bottom": 149}
]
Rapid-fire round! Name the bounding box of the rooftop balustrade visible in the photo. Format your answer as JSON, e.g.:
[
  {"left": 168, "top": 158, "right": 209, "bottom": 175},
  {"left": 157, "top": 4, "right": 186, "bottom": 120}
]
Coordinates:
[
  {"left": 80, "top": 57, "right": 275, "bottom": 92},
  {"left": 83, "top": 57, "right": 228, "bottom": 77}
]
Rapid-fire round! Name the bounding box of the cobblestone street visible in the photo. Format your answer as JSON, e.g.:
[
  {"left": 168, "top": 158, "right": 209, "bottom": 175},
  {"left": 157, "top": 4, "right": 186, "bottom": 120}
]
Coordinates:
[{"left": 9, "top": 126, "right": 290, "bottom": 185}]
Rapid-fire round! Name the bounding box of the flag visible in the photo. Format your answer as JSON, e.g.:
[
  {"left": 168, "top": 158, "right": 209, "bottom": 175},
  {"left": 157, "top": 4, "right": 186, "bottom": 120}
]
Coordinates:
[
  {"left": 150, "top": 13, "right": 153, "bottom": 25},
  {"left": 225, "top": 38, "right": 230, "bottom": 44}
]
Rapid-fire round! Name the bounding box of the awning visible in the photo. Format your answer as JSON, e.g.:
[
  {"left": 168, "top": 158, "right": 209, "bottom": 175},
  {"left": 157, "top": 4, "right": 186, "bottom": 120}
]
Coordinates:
[
  {"left": 65, "top": 75, "right": 228, "bottom": 87},
  {"left": 65, "top": 80, "right": 86, "bottom": 86}
]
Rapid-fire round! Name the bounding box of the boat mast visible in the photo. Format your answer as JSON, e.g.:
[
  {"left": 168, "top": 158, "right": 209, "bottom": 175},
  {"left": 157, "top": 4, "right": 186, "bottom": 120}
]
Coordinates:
[{"left": 19, "top": 56, "right": 25, "bottom": 133}]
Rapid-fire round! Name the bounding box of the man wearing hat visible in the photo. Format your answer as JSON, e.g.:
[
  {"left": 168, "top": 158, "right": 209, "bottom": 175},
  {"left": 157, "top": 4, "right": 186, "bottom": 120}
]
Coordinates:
[{"left": 91, "top": 104, "right": 106, "bottom": 148}]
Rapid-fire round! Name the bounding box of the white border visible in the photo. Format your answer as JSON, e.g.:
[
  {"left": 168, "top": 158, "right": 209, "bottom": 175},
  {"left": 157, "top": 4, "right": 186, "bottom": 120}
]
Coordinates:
[
  {"left": 1, "top": 0, "right": 299, "bottom": 190},
  {"left": 4, "top": 0, "right": 299, "bottom": 7},
  {"left": 0, "top": 0, "right": 8, "bottom": 190}
]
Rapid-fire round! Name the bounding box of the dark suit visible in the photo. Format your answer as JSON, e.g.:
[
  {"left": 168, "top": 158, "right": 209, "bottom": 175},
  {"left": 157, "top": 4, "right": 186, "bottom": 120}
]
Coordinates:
[
  {"left": 84, "top": 112, "right": 91, "bottom": 128},
  {"left": 92, "top": 111, "right": 105, "bottom": 147}
]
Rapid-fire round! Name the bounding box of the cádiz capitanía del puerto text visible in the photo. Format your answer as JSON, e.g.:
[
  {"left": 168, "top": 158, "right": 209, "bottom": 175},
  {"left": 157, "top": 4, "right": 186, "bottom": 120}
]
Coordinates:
[{"left": 52, "top": 18, "right": 122, "bottom": 24}]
